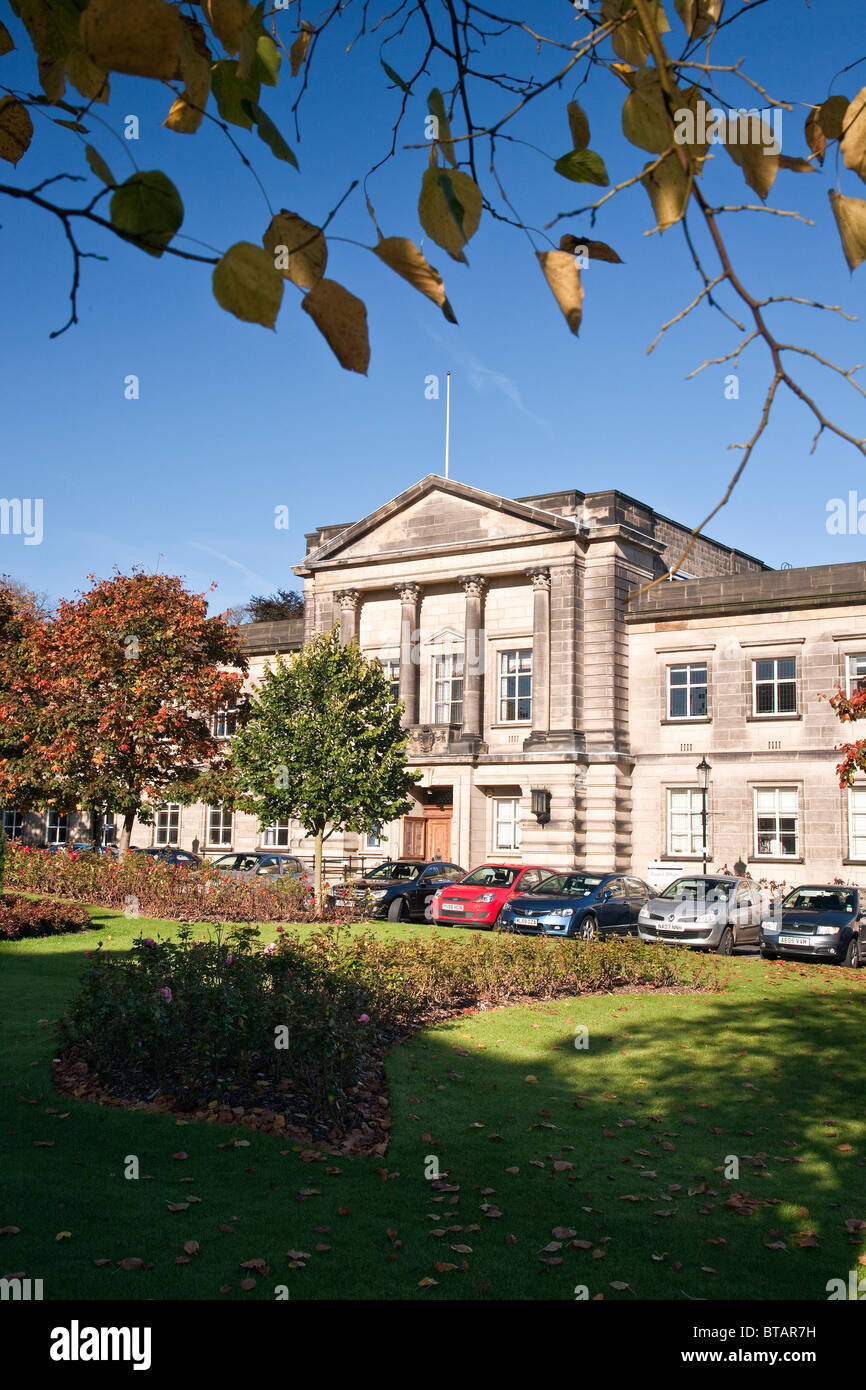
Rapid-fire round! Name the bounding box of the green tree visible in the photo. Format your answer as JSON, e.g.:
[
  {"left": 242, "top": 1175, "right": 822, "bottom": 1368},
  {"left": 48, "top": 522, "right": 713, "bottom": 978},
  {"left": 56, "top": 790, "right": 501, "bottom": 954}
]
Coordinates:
[{"left": 229, "top": 628, "right": 419, "bottom": 906}]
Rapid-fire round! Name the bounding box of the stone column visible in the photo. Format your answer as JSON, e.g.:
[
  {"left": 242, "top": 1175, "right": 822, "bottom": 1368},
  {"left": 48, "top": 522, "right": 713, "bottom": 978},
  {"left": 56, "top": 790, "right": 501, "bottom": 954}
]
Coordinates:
[
  {"left": 526, "top": 567, "right": 551, "bottom": 739},
  {"left": 335, "top": 589, "right": 359, "bottom": 646},
  {"left": 395, "top": 582, "right": 421, "bottom": 726},
  {"left": 458, "top": 575, "right": 486, "bottom": 742}
]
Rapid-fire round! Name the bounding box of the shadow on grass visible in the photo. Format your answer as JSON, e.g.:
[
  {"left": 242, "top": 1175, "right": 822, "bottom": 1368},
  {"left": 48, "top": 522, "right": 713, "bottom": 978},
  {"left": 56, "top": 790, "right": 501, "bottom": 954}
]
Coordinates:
[{"left": 1, "top": 931, "right": 865, "bottom": 1302}]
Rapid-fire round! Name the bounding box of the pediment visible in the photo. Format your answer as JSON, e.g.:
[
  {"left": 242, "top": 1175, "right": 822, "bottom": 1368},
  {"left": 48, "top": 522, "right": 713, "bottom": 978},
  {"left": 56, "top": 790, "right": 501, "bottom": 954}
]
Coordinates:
[{"left": 300, "top": 475, "right": 575, "bottom": 569}]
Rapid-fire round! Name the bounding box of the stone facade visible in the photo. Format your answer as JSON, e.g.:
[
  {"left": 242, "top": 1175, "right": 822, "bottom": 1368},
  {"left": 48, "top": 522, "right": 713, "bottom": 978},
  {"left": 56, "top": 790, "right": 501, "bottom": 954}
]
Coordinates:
[{"left": 15, "top": 476, "right": 864, "bottom": 890}]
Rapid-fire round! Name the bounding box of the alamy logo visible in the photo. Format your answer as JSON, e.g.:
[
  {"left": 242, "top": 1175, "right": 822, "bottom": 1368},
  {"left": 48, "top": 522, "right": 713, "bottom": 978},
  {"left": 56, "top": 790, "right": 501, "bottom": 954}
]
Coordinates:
[
  {"left": 49, "top": 1320, "right": 152, "bottom": 1371},
  {"left": 0, "top": 1276, "right": 43, "bottom": 1299},
  {"left": 0, "top": 497, "right": 43, "bottom": 545},
  {"left": 826, "top": 491, "right": 866, "bottom": 535},
  {"left": 673, "top": 100, "right": 782, "bottom": 154}
]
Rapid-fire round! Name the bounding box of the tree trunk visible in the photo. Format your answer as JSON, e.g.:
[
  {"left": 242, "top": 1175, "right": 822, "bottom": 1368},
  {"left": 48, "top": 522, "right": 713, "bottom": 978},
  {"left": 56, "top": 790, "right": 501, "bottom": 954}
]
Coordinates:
[
  {"left": 89, "top": 807, "right": 101, "bottom": 849},
  {"left": 314, "top": 828, "right": 324, "bottom": 912},
  {"left": 118, "top": 810, "right": 136, "bottom": 858}
]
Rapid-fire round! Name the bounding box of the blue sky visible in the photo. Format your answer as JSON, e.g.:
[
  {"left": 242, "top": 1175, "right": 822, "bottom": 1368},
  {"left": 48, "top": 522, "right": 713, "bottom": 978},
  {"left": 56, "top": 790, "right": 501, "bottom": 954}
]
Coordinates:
[{"left": 1, "top": 0, "right": 864, "bottom": 610}]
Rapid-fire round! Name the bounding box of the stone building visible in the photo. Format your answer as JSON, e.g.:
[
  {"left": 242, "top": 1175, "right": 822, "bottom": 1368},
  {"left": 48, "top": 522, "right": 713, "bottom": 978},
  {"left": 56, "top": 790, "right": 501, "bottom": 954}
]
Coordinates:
[{"left": 10, "top": 475, "right": 865, "bottom": 888}]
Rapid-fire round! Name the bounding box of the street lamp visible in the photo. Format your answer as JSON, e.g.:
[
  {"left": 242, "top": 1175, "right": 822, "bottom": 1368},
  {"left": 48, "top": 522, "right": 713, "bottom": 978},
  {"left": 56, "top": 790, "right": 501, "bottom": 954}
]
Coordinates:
[{"left": 696, "top": 756, "right": 711, "bottom": 874}]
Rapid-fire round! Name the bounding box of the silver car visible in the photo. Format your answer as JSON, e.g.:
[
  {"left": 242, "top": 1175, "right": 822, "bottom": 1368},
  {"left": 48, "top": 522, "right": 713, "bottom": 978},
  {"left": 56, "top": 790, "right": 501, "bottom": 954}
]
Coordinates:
[
  {"left": 637, "top": 874, "right": 764, "bottom": 955},
  {"left": 210, "top": 851, "right": 306, "bottom": 882}
]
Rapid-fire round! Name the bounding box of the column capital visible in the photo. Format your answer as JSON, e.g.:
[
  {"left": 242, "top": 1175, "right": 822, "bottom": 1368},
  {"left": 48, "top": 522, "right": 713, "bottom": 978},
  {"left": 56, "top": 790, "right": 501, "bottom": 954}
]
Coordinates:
[
  {"left": 334, "top": 588, "right": 360, "bottom": 612},
  {"left": 457, "top": 574, "right": 486, "bottom": 598},
  {"left": 526, "top": 566, "right": 551, "bottom": 591},
  {"left": 394, "top": 582, "right": 422, "bottom": 604}
]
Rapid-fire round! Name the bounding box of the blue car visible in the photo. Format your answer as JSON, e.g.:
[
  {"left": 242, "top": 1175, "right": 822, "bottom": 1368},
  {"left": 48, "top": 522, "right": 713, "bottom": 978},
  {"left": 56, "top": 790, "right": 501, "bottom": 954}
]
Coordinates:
[
  {"left": 498, "top": 870, "right": 654, "bottom": 940},
  {"left": 760, "top": 884, "right": 864, "bottom": 967}
]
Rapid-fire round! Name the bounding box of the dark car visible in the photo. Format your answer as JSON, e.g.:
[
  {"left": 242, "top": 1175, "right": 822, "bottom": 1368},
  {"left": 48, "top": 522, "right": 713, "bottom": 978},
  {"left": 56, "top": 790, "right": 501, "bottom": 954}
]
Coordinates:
[
  {"left": 130, "top": 846, "right": 202, "bottom": 867},
  {"left": 332, "top": 860, "right": 466, "bottom": 922},
  {"left": 638, "top": 874, "right": 764, "bottom": 954},
  {"left": 498, "top": 871, "right": 654, "bottom": 939},
  {"left": 760, "top": 884, "right": 864, "bottom": 967}
]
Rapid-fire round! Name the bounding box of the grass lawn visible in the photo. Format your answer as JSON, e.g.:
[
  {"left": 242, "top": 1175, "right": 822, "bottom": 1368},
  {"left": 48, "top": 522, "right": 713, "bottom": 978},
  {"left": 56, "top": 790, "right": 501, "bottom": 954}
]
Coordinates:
[{"left": 2, "top": 905, "right": 866, "bottom": 1301}]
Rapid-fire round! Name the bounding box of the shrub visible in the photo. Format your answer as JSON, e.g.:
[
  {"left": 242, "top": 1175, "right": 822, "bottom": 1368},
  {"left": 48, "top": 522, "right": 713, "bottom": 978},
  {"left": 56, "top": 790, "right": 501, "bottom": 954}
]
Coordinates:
[
  {"left": 5, "top": 843, "right": 358, "bottom": 924},
  {"left": 58, "top": 924, "right": 717, "bottom": 1130},
  {"left": 0, "top": 893, "right": 92, "bottom": 939}
]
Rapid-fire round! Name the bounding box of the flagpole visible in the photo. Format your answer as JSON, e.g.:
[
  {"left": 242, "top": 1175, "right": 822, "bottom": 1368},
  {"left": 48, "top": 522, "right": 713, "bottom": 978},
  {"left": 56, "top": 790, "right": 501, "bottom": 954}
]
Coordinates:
[{"left": 444, "top": 370, "right": 451, "bottom": 479}]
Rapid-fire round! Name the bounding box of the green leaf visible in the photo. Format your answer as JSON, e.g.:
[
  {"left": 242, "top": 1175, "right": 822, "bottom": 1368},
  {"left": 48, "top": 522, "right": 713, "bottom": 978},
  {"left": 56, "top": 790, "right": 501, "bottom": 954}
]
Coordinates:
[
  {"left": 818, "top": 94, "right": 850, "bottom": 141},
  {"left": 567, "top": 101, "right": 590, "bottom": 151},
  {"left": 213, "top": 241, "right": 284, "bottom": 328},
  {"left": 85, "top": 143, "right": 116, "bottom": 187},
  {"left": 109, "top": 170, "right": 183, "bottom": 258},
  {"left": 211, "top": 58, "right": 260, "bottom": 129},
  {"left": 0, "top": 21, "right": 15, "bottom": 56},
  {"left": 0, "top": 96, "right": 33, "bottom": 166},
  {"left": 418, "top": 165, "right": 483, "bottom": 263},
  {"left": 381, "top": 58, "right": 411, "bottom": 94},
  {"left": 553, "top": 149, "right": 610, "bottom": 186},
  {"left": 245, "top": 102, "right": 298, "bottom": 168}
]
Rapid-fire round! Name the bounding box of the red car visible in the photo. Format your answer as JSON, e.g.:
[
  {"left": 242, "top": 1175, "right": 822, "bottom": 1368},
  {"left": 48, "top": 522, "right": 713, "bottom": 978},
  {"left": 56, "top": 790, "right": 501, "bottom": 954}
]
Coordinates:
[{"left": 430, "top": 863, "right": 554, "bottom": 929}]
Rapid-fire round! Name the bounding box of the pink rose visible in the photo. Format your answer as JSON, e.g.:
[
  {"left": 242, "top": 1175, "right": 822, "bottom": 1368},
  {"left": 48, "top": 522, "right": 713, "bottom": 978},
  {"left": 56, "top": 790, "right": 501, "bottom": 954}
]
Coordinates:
[
  {"left": 358, "top": 1013, "right": 370, "bottom": 1024},
  {"left": 160, "top": 987, "right": 172, "bottom": 1002},
  {"left": 263, "top": 942, "right": 276, "bottom": 955},
  {"left": 226, "top": 954, "right": 233, "bottom": 965}
]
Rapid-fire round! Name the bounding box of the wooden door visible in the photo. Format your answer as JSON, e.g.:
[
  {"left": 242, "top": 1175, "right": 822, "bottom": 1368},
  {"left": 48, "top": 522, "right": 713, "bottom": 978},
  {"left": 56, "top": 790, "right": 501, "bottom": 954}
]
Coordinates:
[{"left": 426, "top": 815, "right": 452, "bottom": 863}]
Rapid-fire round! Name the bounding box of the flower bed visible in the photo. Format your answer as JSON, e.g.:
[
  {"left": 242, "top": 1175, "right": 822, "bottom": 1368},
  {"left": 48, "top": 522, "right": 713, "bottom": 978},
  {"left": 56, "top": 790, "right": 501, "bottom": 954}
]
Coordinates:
[
  {"left": 5, "top": 843, "right": 351, "bottom": 924},
  {"left": 0, "top": 893, "right": 92, "bottom": 940},
  {"left": 56, "top": 923, "right": 718, "bottom": 1149}
]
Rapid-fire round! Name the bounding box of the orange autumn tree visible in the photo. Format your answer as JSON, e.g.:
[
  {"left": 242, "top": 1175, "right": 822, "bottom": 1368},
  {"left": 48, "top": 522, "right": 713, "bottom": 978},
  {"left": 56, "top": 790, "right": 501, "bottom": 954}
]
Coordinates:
[
  {"left": 830, "top": 684, "right": 866, "bottom": 790},
  {"left": 0, "top": 570, "right": 246, "bottom": 853}
]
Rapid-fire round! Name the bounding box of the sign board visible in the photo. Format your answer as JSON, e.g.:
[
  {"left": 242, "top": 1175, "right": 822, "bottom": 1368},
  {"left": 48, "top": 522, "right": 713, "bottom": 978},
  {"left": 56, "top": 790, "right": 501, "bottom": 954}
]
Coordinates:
[{"left": 646, "top": 861, "right": 684, "bottom": 892}]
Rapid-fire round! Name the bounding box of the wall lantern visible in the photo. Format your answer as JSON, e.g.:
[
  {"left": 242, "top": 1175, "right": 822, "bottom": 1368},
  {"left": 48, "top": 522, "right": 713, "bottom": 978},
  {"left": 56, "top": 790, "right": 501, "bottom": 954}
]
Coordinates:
[{"left": 531, "top": 789, "right": 552, "bottom": 826}]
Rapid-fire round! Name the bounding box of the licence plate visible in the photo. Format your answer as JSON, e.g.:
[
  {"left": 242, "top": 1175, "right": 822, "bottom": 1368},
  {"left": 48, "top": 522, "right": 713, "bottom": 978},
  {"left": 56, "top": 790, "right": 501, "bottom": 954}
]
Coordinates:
[
  {"left": 514, "top": 916, "right": 536, "bottom": 926},
  {"left": 779, "top": 934, "right": 808, "bottom": 945},
  {"left": 661, "top": 923, "right": 686, "bottom": 933},
  {"left": 443, "top": 902, "right": 464, "bottom": 911}
]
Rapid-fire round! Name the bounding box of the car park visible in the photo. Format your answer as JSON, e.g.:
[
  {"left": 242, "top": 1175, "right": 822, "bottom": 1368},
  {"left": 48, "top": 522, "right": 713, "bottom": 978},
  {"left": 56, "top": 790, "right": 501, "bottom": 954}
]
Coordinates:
[
  {"left": 498, "top": 871, "right": 654, "bottom": 938},
  {"left": 210, "top": 851, "right": 305, "bottom": 881},
  {"left": 430, "top": 863, "right": 554, "bottom": 929},
  {"left": 331, "top": 859, "right": 466, "bottom": 921},
  {"left": 637, "top": 874, "right": 764, "bottom": 954},
  {"left": 760, "top": 883, "right": 864, "bottom": 967}
]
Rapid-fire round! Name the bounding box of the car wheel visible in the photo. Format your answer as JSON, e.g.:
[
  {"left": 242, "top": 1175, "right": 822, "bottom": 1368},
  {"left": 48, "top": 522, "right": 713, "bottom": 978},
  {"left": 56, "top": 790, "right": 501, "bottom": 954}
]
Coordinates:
[
  {"left": 423, "top": 897, "right": 434, "bottom": 923},
  {"left": 580, "top": 914, "right": 598, "bottom": 942},
  {"left": 387, "top": 897, "right": 407, "bottom": 922},
  {"left": 843, "top": 936, "right": 861, "bottom": 969},
  {"left": 716, "top": 926, "right": 734, "bottom": 956}
]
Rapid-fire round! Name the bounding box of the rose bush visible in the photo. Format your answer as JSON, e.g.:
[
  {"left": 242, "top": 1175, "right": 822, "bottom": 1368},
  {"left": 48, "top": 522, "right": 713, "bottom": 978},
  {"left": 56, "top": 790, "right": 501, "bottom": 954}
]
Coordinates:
[{"left": 0, "top": 893, "right": 92, "bottom": 939}]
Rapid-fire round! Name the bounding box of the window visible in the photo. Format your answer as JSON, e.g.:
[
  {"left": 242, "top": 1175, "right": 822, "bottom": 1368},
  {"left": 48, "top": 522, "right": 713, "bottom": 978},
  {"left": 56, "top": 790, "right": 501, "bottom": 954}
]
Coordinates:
[
  {"left": 667, "top": 663, "right": 707, "bottom": 719},
  {"left": 667, "top": 788, "right": 707, "bottom": 857},
  {"left": 378, "top": 658, "right": 401, "bottom": 703},
  {"left": 847, "top": 653, "right": 866, "bottom": 696},
  {"left": 213, "top": 699, "right": 237, "bottom": 739},
  {"left": 849, "top": 788, "right": 866, "bottom": 859},
  {"left": 207, "top": 804, "right": 233, "bottom": 847},
  {"left": 153, "top": 804, "right": 180, "bottom": 846},
  {"left": 2, "top": 809, "right": 20, "bottom": 839},
  {"left": 753, "top": 657, "right": 797, "bottom": 716},
  {"left": 754, "top": 787, "right": 799, "bottom": 858},
  {"left": 367, "top": 824, "right": 383, "bottom": 848},
  {"left": 499, "top": 649, "right": 532, "bottom": 722},
  {"left": 518, "top": 868, "right": 544, "bottom": 891},
  {"left": 434, "top": 652, "right": 464, "bottom": 724},
  {"left": 626, "top": 877, "right": 648, "bottom": 896},
  {"left": 493, "top": 797, "right": 522, "bottom": 852},
  {"left": 46, "top": 809, "right": 68, "bottom": 845},
  {"left": 262, "top": 820, "right": 291, "bottom": 847},
  {"left": 604, "top": 878, "right": 627, "bottom": 899}
]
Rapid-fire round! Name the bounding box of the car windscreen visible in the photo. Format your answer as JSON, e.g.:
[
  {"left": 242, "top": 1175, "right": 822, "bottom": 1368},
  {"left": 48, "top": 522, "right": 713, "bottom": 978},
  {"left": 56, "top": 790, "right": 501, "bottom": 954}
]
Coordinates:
[
  {"left": 782, "top": 887, "right": 857, "bottom": 913},
  {"left": 365, "top": 862, "right": 420, "bottom": 881},
  {"left": 213, "top": 854, "right": 259, "bottom": 871},
  {"left": 532, "top": 873, "right": 604, "bottom": 897},
  {"left": 660, "top": 878, "right": 733, "bottom": 902},
  {"left": 460, "top": 866, "right": 520, "bottom": 888}
]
